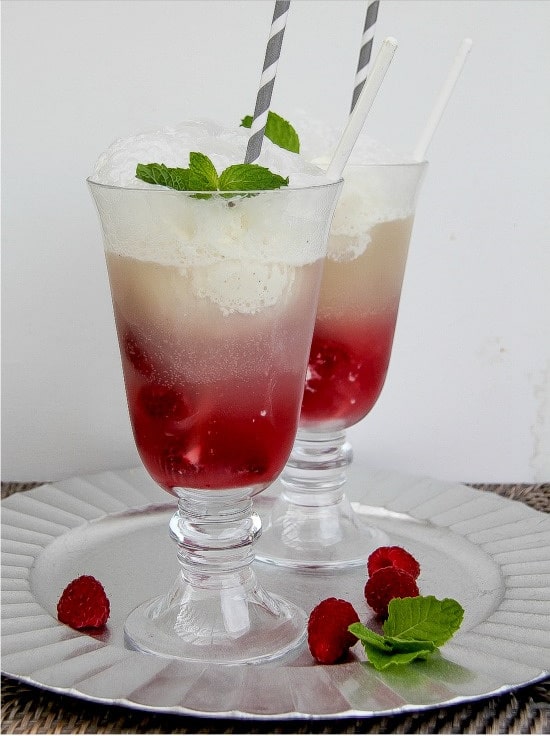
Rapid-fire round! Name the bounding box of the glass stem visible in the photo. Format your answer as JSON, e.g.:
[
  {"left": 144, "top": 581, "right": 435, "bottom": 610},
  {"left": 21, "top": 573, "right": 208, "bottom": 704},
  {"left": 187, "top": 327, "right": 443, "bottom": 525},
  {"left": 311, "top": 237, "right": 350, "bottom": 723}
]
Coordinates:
[
  {"left": 169, "top": 490, "right": 261, "bottom": 586},
  {"left": 280, "top": 429, "right": 353, "bottom": 506},
  {"left": 124, "top": 487, "right": 308, "bottom": 660},
  {"left": 255, "top": 428, "right": 389, "bottom": 567}
]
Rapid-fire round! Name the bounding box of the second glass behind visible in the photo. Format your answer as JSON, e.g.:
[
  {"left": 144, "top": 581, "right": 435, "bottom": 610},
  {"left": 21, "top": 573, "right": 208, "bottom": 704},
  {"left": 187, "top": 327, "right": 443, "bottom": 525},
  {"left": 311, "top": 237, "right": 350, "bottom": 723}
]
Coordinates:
[{"left": 256, "top": 161, "right": 428, "bottom": 569}]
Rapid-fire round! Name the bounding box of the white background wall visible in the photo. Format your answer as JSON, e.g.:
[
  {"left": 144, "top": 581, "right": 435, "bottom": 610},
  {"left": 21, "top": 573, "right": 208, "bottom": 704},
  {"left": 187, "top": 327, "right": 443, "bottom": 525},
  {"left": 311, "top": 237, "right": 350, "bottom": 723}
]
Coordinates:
[{"left": 2, "top": 0, "right": 549, "bottom": 484}]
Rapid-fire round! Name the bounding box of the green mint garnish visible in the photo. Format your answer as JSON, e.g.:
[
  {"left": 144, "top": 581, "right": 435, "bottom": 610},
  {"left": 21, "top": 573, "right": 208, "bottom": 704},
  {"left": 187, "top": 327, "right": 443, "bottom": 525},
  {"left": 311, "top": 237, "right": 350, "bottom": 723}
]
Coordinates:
[
  {"left": 349, "top": 596, "right": 464, "bottom": 671},
  {"left": 136, "top": 152, "right": 288, "bottom": 194},
  {"left": 383, "top": 595, "right": 464, "bottom": 646},
  {"left": 188, "top": 151, "right": 219, "bottom": 191},
  {"left": 240, "top": 111, "right": 300, "bottom": 153},
  {"left": 219, "top": 163, "right": 288, "bottom": 191},
  {"left": 135, "top": 163, "right": 190, "bottom": 191}
]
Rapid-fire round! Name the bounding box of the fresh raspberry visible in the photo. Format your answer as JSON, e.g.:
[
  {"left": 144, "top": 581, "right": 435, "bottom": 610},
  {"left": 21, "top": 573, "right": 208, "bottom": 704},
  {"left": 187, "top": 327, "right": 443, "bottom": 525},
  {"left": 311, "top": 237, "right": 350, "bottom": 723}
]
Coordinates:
[
  {"left": 307, "top": 597, "right": 360, "bottom": 664},
  {"left": 364, "top": 567, "right": 419, "bottom": 619},
  {"left": 367, "top": 546, "right": 421, "bottom": 579},
  {"left": 57, "top": 575, "right": 110, "bottom": 630}
]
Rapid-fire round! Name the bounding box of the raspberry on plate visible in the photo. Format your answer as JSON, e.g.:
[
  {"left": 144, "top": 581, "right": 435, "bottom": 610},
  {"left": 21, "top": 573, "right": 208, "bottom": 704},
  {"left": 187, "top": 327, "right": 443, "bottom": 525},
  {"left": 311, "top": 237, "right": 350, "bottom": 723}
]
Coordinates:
[
  {"left": 307, "top": 597, "right": 360, "bottom": 664},
  {"left": 364, "top": 567, "right": 419, "bottom": 619},
  {"left": 57, "top": 575, "right": 110, "bottom": 630},
  {"left": 367, "top": 545, "right": 421, "bottom": 579}
]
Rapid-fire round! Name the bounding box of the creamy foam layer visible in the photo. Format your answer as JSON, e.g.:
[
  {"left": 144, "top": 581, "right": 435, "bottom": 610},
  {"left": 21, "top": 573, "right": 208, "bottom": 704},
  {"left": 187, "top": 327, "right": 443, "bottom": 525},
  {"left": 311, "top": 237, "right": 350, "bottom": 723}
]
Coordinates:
[
  {"left": 328, "top": 164, "right": 423, "bottom": 261},
  {"left": 91, "top": 119, "right": 324, "bottom": 189},
  {"left": 90, "top": 121, "right": 339, "bottom": 315},
  {"left": 291, "top": 115, "right": 422, "bottom": 259},
  {"left": 92, "top": 185, "right": 332, "bottom": 263},
  {"left": 90, "top": 120, "right": 333, "bottom": 268},
  {"left": 91, "top": 187, "right": 335, "bottom": 314}
]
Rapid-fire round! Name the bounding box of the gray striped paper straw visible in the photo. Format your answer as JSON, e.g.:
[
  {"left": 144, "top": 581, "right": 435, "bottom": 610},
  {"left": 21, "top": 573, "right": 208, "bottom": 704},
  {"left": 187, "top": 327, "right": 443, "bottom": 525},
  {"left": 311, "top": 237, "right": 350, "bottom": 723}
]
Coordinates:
[
  {"left": 350, "top": 0, "right": 379, "bottom": 113},
  {"left": 244, "top": 0, "right": 290, "bottom": 164}
]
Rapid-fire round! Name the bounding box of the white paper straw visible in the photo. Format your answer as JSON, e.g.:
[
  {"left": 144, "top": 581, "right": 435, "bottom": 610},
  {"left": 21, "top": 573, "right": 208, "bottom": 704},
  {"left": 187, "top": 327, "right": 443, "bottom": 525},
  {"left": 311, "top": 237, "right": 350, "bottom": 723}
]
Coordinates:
[
  {"left": 413, "top": 38, "right": 473, "bottom": 161},
  {"left": 326, "top": 37, "right": 397, "bottom": 180}
]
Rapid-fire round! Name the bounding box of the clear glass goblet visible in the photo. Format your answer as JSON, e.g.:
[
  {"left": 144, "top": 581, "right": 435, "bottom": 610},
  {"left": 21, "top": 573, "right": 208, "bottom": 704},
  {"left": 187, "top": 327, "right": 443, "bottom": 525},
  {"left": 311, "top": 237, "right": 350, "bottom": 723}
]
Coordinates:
[
  {"left": 88, "top": 178, "right": 342, "bottom": 663},
  {"left": 255, "top": 161, "right": 427, "bottom": 570}
]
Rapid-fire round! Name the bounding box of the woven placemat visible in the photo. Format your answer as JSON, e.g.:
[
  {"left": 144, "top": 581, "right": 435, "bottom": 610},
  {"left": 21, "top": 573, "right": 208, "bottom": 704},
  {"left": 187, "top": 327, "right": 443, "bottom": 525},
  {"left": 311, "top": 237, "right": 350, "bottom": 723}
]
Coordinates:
[
  {"left": 2, "top": 480, "right": 549, "bottom": 735},
  {"left": 1, "top": 675, "right": 548, "bottom": 735}
]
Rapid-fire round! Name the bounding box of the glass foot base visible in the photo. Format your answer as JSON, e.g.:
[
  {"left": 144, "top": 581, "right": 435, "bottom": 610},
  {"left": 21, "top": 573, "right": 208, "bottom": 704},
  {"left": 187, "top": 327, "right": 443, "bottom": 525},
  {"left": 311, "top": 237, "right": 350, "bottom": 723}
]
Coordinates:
[
  {"left": 124, "top": 572, "right": 307, "bottom": 664},
  {"left": 255, "top": 492, "right": 389, "bottom": 570}
]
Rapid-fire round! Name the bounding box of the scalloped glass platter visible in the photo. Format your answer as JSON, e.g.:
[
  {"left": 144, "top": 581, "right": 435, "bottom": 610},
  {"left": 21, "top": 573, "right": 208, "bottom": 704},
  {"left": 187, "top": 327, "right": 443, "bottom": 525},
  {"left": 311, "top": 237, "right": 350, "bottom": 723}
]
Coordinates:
[{"left": 2, "top": 464, "right": 549, "bottom": 720}]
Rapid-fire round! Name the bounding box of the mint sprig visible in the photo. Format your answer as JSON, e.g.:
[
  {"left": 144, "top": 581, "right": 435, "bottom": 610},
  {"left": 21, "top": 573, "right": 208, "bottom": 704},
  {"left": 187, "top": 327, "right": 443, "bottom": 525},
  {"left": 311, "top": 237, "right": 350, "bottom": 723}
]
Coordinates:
[
  {"left": 241, "top": 111, "right": 300, "bottom": 153},
  {"left": 349, "top": 596, "right": 464, "bottom": 671},
  {"left": 136, "top": 152, "right": 288, "bottom": 193}
]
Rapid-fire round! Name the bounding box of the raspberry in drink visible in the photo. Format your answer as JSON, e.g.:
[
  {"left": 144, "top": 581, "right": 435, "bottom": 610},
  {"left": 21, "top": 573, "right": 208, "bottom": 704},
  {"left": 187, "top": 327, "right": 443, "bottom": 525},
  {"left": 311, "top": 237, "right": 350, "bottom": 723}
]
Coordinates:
[
  {"left": 107, "top": 253, "right": 323, "bottom": 492},
  {"left": 301, "top": 211, "right": 414, "bottom": 430}
]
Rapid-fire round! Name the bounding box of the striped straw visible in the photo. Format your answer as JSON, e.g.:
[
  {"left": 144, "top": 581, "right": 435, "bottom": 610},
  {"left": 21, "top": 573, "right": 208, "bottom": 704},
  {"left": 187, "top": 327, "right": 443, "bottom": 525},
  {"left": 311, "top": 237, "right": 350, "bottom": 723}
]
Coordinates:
[
  {"left": 244, "top": 0, "right": 290, "bottom": 164},
  {"left": 350, "top": 0, "right": 380, "bottom": 113},
  {"left": 326, "top": 37, "right": 397, "bottom": 181}
]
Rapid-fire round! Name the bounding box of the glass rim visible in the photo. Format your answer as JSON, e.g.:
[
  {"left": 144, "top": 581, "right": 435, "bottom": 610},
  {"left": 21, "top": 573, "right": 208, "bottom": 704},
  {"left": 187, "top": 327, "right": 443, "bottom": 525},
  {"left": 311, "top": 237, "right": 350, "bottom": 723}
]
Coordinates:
[{"left": 86, "top": 176, "right": 344, "bottom": 194}]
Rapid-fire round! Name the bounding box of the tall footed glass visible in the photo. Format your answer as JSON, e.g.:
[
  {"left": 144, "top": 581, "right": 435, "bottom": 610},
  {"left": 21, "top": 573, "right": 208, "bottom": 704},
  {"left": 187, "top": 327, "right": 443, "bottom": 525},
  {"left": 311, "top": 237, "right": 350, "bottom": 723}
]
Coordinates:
[
  {"left": 256, "top": 161, "right": 427, "bottom": 569},
  {"left": 88, "top": 178, "right": 342, "bottom": 663}
]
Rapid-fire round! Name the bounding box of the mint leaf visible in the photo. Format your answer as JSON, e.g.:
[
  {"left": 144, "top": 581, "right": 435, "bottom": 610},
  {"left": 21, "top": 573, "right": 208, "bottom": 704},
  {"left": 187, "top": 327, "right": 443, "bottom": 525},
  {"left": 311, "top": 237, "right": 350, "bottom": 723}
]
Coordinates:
[
  {"left": 241, "top": 111, "right": 300, "bottom": 153},
  {"left": 383, "top": 596, "right": 464, "bottom": 647},
  {"left": 349, "top": 596, "right": 463, "bottom": 671},
  {"left": 383, "top": 637, "right": 437, "bottom": 654},
  {"left": 351, "top": 623, "right": 437, "bottom": 655},
  {"left": 136, "top": 163, "right": 190, "bottom": 191},
  {"left": 363, "top": 643, "right": 434, "bottom": 671},
  {"left": 348, "top": 622, "right": 391, "bottom": 652},
  {"left": 351, "top": 620, "right": 436, "bottom": 670},
  {"left": 188, "top": 152, "right": 219, "bottom": 191},
  {"left": 219, "top": 164, "right": 288, "bottom": 191}
]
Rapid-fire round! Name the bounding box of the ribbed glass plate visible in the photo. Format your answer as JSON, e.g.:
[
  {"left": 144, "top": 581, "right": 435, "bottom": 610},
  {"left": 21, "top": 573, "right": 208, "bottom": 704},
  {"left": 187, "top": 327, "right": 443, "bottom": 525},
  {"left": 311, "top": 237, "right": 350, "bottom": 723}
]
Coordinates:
[{"left": 2, "top": 464, "right": 549, "bottom": 719}]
